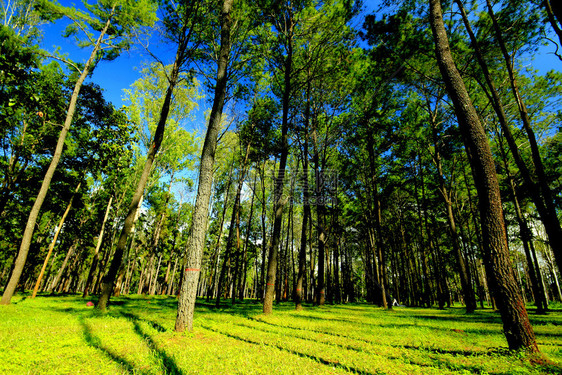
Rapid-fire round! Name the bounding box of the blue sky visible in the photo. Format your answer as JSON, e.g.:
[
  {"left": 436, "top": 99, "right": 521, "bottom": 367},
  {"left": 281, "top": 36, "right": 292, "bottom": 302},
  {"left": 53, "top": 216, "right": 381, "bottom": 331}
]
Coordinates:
[
  {"left": 41, "top": 0, "right": 560, "bottom": 113},
  {"left": 41, "top": 9, "right": 171, "bottom": 108}
]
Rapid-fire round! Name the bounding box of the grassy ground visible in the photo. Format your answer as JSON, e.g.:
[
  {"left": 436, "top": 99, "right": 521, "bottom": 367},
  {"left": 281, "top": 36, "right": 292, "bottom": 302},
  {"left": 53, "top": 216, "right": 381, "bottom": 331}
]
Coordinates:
[{"left": 0, "top": 295, "right": 561, "bottom": 374}]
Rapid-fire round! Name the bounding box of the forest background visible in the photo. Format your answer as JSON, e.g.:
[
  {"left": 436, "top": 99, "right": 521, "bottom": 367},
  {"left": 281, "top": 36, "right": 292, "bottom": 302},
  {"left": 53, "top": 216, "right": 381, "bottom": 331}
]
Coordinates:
[{"left": 1, "top": 0, "right": 562, "bottom": 357}]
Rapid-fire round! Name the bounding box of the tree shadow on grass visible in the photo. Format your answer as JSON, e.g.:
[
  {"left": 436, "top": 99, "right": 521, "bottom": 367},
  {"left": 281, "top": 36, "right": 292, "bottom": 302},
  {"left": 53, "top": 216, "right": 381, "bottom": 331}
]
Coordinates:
[
  {"left": 203, "top": 323, "right": 545, "bottom": 375},
  {"left": 286, "top": 312, "right": 361, "bottom": 325},
  {"left": 120, "top": 312, "right": 168, "bottom": 333},
  {"left": 211, "top": 299, "right": 303, "bottom": 317},
  {"left": 246, "top": 315, "right": 510, "bottom": 356},
  {"left": 13, "top": 296, "right": 28, "bottom": 304},
  {"left": 243, "top": 317, "right": 496, "bottom": 359},
  {"left": 233, "top": 319, "right": 408, "bottom": 359},
  {"left": 79, "top": 312, "right": 184, "bottom": 375},
  {"left": 120, "top": 312, "right": 185, "bottom": 375},
  {"left": 79, "top": 316, "right": 148, "bottom": 375},
  {"left": 246, "top": 316, "right": 414, "bottom": 348},
  {"left": 280, "top": 311, "right": 502, "bottom": 335},
  {"left": 200, "top": 324, "right": 376, "bottom": 375},
  {"left": 414, "top": 313, "right": 502, "bottom": 324}
]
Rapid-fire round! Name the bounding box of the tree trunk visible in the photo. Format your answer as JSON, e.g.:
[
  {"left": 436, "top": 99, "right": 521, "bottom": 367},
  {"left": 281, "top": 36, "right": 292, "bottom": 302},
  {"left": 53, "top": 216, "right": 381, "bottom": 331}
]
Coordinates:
[
  {"left": 259, "top": 160, "right": 268, "bottom": 302},
  {"left": 218, "top": 141, "right": 252, "bottom": 307},
  {"left": 48, "top": 239, "right": 77, "bottom": 293},
  {"left": 365, "top": 135, "right": 389, "bottom": 309},
  {"left": 457, "top": 0, "right": 562, "bottom": 278},
  {"left": 311, "top": 117, "right": 327, "bottom": 306},
  {"left": 206, "top": 160, "right": 234, "bottom": 300},
  {"left": 500, "top": 142, "right": 548, "bottom": 313},
  {"left": 31, "top": 182, "right": 81, "bottom": 298},
  {"left": 97, "top": 54, "right": 181, "bottom": 311},
  {"left": 429, "top": 0, "right": 538, "bottom": 352},
  {"left": 488, "top": 0, "right": 562, "bottom": 276},
  {"left": 263, "top": 11, "right": 294, "bottom": 315},
  {"left": 427, "top": 100, "right": 476, "bottom": 312},
  {"left": 175, "top": 0, "right": 234, "bottom": 332},
  {"left": 296, "top": 141, "right": 311, "bottom": 311},
  {"left": 167, "top": 257, "right": 178, "bottom": 295},
  {"left": 544, "top": 249, "right": 562, "bottom": 301},
  {"left": 239, "top": 171, "right": 257, "bottom": 301},
  {"left": 417, "top": 152, "right": 435, "bottom": 306},
  {"left": 0, "top": 11, "right": 115, "bottom": 305},
  {"left": 83, "top": 196, "right": 113, "bottom": 297},
  {"left": 149, "top": 254, "right": 162, "bottom": 295}
]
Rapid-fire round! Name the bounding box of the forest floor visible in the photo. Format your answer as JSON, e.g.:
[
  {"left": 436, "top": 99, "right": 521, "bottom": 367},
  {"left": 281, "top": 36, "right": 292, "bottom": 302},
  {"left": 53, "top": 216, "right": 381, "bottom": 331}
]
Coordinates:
[{"left": 0, "top": 294, "right": 561, "bottom": 374}]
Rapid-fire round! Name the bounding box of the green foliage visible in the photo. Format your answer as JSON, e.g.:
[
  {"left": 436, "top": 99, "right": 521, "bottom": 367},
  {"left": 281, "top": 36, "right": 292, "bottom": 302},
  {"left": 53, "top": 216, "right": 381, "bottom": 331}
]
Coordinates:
[
  {"left": 0, "top": 0, "right": 560, "bottom": 358},
  {"left": 1, "top": 0, "right": 52, "bottom": 40},
  {"left": 0, "top": 25, "right": 39, "bottom": 125},
  {"left": 239, "top": 96, "right": 279, "bottom": 162},
  {"left": 122, "top": 62, "right": 200, "bottom": 196},
  {"left": 39, "top": 0, "right": 157, "bottom": 62},
  {"left": 0, "top": 36, "right": 136, "bottom": 283}
]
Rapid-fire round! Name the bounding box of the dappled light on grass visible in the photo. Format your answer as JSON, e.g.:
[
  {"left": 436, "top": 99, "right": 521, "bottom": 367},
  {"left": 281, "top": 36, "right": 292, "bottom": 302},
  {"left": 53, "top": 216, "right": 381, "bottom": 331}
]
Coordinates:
[{"left": 1, "top": 295, "right": 561, "bottom": 374}]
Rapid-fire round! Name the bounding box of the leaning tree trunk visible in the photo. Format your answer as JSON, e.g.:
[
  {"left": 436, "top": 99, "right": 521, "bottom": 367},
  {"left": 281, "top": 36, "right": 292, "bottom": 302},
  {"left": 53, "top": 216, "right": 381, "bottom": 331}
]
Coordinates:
[
  {"left": 48, "top": 238, "right": 77, "bottom": 293},
  {"left": 31, "top": 182, "right": 81, "bottom": 298},
  {"left": 456, "top": 0, "right": 562, "bottom": 278},
  {"left": 496, "top": 133, "right": 548, "bottom": 314},
  {"left": 96, "top": 56, "right": 181, "bottom": 311},
  {"left": 0, "top": 11, "right": 115, "bottom": 305},
  {"left": 83, "top": 195, "right": 113, "bottom": 297},
  {"left": 486, "top": 0, "right": 562, "bottom": 276},
  {"left": 175, "top": 0, "right": 234, "bottom": 333},
  {"left": 429, "top": 0, "right": 538, "bottom": 352}
]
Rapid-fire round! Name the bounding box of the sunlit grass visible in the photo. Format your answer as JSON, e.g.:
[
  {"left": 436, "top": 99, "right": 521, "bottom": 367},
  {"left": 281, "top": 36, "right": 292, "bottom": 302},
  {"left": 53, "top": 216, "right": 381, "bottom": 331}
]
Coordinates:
[{"left": 0, "top": 294, "right": 560, "bottom": 374}]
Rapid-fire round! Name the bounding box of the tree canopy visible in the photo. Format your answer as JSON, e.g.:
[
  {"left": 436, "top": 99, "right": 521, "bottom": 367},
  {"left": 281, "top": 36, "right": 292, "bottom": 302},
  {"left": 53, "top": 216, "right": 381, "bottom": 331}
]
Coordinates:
[{"left": 1, "top": 0, "right": 562, "bottom": 355}]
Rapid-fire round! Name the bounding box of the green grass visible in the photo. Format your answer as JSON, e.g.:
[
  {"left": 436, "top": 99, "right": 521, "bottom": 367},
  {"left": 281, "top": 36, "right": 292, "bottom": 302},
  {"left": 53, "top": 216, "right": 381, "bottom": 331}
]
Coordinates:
[{"left": 1, "top": 295, "right": 561, "bottom": 374}]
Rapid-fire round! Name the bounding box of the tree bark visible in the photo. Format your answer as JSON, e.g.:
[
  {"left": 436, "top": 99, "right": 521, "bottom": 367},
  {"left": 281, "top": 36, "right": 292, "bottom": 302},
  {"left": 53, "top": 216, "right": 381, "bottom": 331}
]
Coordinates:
[
  {"left": 429, "top": 0, "right": 538, "bottom": 352},
  {"left": 296, "top": 136, "right": 311, "bottom": 310},
  {"left": 175, "top": 0, "right": 234, "bottom": 332}
]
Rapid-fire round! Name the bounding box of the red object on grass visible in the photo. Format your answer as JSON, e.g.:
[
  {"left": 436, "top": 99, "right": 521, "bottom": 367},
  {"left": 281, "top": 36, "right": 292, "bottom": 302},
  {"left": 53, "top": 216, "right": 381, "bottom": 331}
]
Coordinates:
[{"left": 86, "top": 301, "right": 94, "bottom": 307}]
